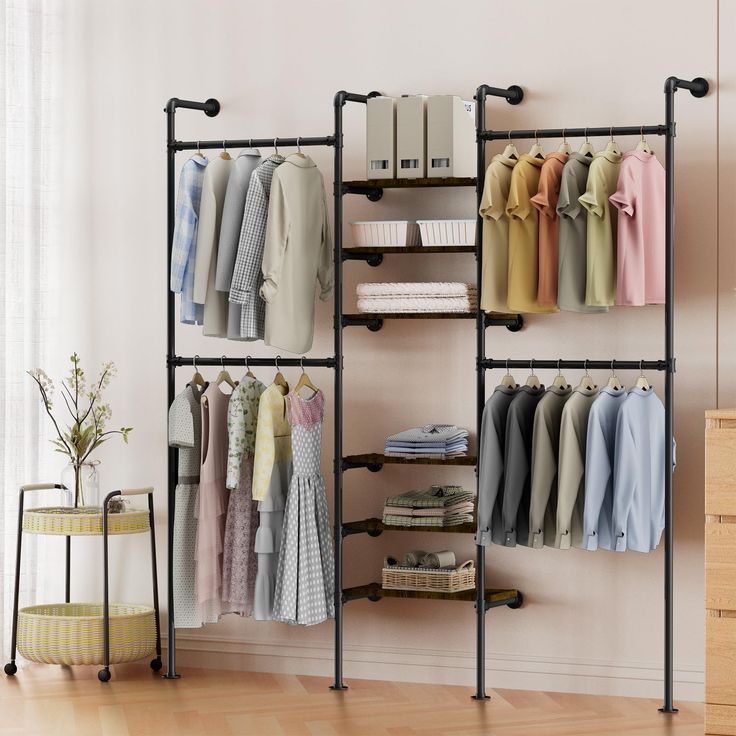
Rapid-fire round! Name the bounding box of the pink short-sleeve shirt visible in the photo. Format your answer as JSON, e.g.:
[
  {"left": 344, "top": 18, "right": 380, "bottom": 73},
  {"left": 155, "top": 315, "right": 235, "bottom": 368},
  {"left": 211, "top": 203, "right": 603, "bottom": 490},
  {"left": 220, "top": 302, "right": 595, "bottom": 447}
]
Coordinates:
[{"left": 609, "top": 150, "right": 665, "bottom": 306}]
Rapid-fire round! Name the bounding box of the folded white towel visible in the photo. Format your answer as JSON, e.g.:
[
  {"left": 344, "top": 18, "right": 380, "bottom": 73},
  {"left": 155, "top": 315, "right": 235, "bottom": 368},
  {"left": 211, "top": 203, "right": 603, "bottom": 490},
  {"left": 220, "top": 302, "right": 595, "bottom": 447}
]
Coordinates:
[
  {"left": 357, "top": 282, "right": 476, "bottom": 298},
  {"left": 357, "top": 296, "right": 476, "bottom": 314}
]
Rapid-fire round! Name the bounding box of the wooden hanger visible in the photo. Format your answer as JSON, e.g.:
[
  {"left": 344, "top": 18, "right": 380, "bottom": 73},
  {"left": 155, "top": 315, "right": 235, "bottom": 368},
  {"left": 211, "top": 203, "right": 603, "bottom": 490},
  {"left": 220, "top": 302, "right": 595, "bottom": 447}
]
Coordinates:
[
  {"left": 244, "top": 355, "right": 256, "bottom": 380},
  {"left": 557, "top": 129, "right": 572, "bottom": 155},
  {"left": 578, "top": 361, "right": 597, "bottom": 391},
  {"left": 500, "top": 359, "right": 517, "bottom": 389},
  {"left": 190, "top": 355, "right": 206, "bottom": 390},
  {"left": 605, "top": 127, "right": 621, "bottom": 155},
  {"left": 636, "top": 126, "right": 652, "bottom": 153},
  {"left": 502, "top": 131, "right": 519, "bottom": 160},
  {"left": 607, "top": 360, "right": 622, "bottom": 390},
  {"left": 528, "top": 131, "right": 545, "bottom": 160},
  {"left": 215, "top": 355, "right": 237, "bottom": 389},
  {"left": 578, "top": 128, "right": 595, "bottom": 158},
  {"left": 273, "top": 355, "right": 289, "bottom": 390},
  {"left": 293, "top": 357, "right": 319, "bottom": 397},
  {"left": 552, "top": 360, "right": 568, "bottom": 389},
  {"left": 525, "top": 360, "right": 541, "bottom": 389},
  {"left": 635, "top": 361, "right": 651, "bottom": 391}
]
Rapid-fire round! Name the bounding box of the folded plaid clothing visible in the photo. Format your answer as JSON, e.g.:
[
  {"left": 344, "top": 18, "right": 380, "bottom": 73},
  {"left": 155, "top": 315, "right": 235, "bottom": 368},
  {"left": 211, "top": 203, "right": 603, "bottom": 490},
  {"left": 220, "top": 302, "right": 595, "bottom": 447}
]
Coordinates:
[
  {"left": 382, "top": 501, "right": 475, "bottom": 517},
  {"left": 385, "top": 486, "right": 474, "bottom": 508},
  {"left": 357, "top": 282, "right": 476, "bottom": 297},
  {"left": 357, "top": 296, "right": 476, "bottom": 314},
  {"left": 383, "top": 513, "right": 475, "bottom": 527}
]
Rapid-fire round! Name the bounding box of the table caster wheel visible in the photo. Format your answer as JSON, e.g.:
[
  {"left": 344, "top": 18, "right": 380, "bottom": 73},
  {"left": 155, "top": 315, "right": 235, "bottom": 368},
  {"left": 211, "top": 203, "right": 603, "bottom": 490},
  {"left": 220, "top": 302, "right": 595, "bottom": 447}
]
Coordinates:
[
  {"left": 150, "top": 657, "right": 162, "bottom": 672},
  {"left": 4, "top": 662, "right": 17, "bottom": 676},
  {"left": 98, "top": 668, "right": 111, "bottom": 682}
]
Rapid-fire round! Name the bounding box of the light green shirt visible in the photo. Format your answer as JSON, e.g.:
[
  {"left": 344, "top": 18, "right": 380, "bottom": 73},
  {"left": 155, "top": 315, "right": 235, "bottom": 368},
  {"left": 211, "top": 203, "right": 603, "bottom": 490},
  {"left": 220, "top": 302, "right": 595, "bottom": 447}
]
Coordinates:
[{"left": 578, "top": 150, "right": 622, "bottom": 307}]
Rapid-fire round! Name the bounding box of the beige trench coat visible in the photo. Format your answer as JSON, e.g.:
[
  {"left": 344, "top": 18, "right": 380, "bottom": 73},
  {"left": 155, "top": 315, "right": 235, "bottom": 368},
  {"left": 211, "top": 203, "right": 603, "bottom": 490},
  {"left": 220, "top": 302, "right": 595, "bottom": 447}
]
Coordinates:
[{"left": 260, "top": 154, "right": 333, "bottom": 353}]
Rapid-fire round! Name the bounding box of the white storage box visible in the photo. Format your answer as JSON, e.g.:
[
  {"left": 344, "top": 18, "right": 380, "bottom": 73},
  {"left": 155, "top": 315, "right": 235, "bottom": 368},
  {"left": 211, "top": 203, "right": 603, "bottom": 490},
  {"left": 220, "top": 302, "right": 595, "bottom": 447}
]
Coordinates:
[
  {"left": 366, "top": 96, "right": 396, "bottom": 180},
  {"left": 396, "top": 95, "right": 427, "bottom": 179},
  {"left": 351, "top": 221, "right": 421, "bottom": 247},
  {"left": 417, "top": 219, "right": 476, "bottom": 246},
  {"left": 426, "top": 96, "right": 476, "bottom": 178}
]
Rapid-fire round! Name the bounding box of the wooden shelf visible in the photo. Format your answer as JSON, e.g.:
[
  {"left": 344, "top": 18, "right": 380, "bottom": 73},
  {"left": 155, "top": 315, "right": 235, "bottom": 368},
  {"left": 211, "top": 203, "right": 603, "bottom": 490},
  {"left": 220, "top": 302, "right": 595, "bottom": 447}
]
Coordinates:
[
  {"left": 343, "top": 517, "right": 476, "bottom": 535},
  {"left": 343, "top": 583, "right": 521, "bottom": 608},
  {"left": 344, "top": 177, "right": 476, "bottom": 189},
  {"left": 344, "top": 245, "right": 476, "bottom": 255},
  {"left": 343, "top": 453, "right": 476, "bottom": 468}
]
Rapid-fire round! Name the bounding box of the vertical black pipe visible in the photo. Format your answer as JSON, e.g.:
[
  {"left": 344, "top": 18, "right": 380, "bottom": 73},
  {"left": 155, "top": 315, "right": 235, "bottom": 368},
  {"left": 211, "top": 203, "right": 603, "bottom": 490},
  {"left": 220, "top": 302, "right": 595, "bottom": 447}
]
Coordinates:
[
  {"left": 473, "top": 87, "right": 489, "bottom": 701},
  {"left": 149, "top": 493, "right": 162, "bottom": 660},
  {"left": 660, "top": 77, "right": 677, "bottom": 714},
  {"left": 164, "top": 100, "right": 180, "bottom": 679},
  {"left": 330, "top": 92, "right": 347, "bottom": 691},
  {"left": 100, "top": 493, "right": 112, "bottom": 678},
  {"left": 7, "top": 489, "right": 25, "bottom": 668}
]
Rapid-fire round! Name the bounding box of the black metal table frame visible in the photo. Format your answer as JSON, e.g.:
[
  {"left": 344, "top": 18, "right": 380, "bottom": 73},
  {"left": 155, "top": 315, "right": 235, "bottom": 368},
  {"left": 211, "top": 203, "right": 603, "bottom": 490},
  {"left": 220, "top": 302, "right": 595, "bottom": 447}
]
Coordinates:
[{"left": 4, "top": 483, "right": 162, "bottom": 683}]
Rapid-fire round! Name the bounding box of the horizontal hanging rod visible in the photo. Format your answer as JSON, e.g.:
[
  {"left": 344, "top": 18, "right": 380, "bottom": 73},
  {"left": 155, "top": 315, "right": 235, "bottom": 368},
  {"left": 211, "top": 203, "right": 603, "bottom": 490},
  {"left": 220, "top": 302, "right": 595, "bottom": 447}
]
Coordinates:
[
  {"left": 168, "top": 355, "right": 337, "bottom": 368},
  {"left": 481, "top": 359, "right": 667, "bottom": 371},
  {"left": 482, "top": 125, "right": 667, "bottom": 141},
  {"left": 171, "top": 135, "right": 335, "bottom": 152}
]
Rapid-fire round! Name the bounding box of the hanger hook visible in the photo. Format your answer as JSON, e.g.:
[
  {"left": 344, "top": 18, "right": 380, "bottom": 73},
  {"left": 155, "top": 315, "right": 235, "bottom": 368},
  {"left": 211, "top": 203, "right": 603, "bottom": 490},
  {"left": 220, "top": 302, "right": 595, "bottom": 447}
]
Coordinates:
[
  {"left": 508, "top": 130, "right": 512, "bottom": 143},
  {"left": 196, "top": 140, "right": 201, "bottom": 153},
  {"left": 530, "top": 358, "right": 535, "bottom": 377},
  {"left": 248, "top": 138, "right": 253, "bottom": 149},
  {"left": 297, "top": 136, "right": 302, "bottom": 153},
  {"left": 245, "top": 355, "right": 251, "bottom": 372},
  {"left": 275, "top": 355, "right": 281, "bottom": 372},
  {"left": 223, "top": 140, "right": 227, "bottom": 152},
  {"left": 534, "top": 129, "right": 539, "bottom": 145},
  {"left": 609, "top": 126, "right": 614, "bottom": 141},
  {"left": 300, "top": 356, "right": 306, "bottom": 373},
  {"left": 193, "top": 354, "right": 199, "bottom": 373},
  {"left": 557, "top": 359, "right": 562, "bottom": 378},
  {"left": 584, "top": 359, "right": 590, "bottom": 377},
  {"left": 584, "top": 127, "right": 589, "bottom": 143},
  {"left": 611, "top": 359, "right": 615, "bottom": 375},
  {"left": 641, "top": 125, "right": 645, "bottom": 142},
  {"left": 640, "top": 360, "right": 644, "bottom": 377},
  {"left": 562, "top": 128, "right": 567, "bottom": 145},
  {"left": 221, "top": 355, "right": 227, "bottom": 370},
  {"left": 273, "top": 138, "right": 279, "bottom": 155},
  {"left": 505, "top": 358, "right": 510, "bottom": 376}
]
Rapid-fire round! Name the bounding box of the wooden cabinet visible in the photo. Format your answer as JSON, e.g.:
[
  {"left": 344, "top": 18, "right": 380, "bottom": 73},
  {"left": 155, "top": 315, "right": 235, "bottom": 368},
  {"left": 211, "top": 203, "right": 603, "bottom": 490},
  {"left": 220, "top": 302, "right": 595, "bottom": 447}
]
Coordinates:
[{"left": 706, "top": 411, "right": 736, "bottom": 734}]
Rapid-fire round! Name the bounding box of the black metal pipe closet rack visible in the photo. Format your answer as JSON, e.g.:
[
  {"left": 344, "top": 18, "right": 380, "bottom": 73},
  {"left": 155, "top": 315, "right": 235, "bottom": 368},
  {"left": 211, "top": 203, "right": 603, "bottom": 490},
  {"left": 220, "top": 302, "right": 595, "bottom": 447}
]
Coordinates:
[{"left": 164, "top": 75, "right": 708, "bottom": 711}]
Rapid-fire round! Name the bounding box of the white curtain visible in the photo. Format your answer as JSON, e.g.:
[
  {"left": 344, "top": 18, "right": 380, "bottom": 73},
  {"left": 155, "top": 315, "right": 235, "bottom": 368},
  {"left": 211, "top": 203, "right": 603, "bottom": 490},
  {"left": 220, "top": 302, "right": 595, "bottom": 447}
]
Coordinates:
[{"left": 0, "top": 0, "right": 61, "bottom": 660}]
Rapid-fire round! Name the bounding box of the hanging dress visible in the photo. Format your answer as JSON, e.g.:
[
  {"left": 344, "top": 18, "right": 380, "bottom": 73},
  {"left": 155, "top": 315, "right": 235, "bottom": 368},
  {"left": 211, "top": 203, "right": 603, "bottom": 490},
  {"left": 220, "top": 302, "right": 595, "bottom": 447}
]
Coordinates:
[
  {"left": 222, "top": 376, "right": 266, "bottom": 616},
  {"left": 168, "top": 383, "right": 204, "bottom": 628},
  {"left": 196, "top": 383, "right": 231, "bottom": 623},
  {"left": 272, "top": 390, "right": 335, "bottom": 626},
  {"left": 252, "top": 382, "right": 292, "bottom": 620}
]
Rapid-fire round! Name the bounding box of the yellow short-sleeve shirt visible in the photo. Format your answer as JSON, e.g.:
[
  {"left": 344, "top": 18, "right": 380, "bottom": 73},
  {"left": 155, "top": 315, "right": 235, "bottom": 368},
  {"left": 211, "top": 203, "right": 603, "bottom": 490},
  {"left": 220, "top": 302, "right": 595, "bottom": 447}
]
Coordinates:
[
  {"left": 578, "top": 149, "right": 622, "bottom": 307},
  {"left": 506, "top": 155, "right": 558, "bottom": 314}
]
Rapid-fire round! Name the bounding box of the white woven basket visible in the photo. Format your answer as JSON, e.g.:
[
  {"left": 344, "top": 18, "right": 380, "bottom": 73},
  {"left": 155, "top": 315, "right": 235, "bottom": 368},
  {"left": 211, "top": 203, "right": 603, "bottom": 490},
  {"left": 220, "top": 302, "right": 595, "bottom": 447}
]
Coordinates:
[
  {"left": 417, "top": 219, "right": 476, "bottom": 246},
  {"left": 350, "top": 221, "right": 421, "bottom": 247}
]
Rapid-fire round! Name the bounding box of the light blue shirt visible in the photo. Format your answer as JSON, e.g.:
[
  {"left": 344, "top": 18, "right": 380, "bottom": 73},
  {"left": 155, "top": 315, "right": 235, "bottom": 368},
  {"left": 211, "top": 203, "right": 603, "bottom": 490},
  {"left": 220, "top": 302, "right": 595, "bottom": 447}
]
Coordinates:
[
  {"left": 582, "top": 385, "right": 627, "bottom": 551},
  {"left": 170, "top": 154, "right": 207, "bottom": 324},
  {"left": 612, "top": 388, "right": 667, "bottom": 553}
]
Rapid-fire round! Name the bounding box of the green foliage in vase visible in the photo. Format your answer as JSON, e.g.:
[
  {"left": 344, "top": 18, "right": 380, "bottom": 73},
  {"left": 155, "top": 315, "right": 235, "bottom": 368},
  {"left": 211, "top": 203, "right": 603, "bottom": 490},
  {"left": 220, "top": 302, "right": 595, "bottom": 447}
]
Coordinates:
[{"left": 28, "top": 352, "right": 133, "bottom": 469}]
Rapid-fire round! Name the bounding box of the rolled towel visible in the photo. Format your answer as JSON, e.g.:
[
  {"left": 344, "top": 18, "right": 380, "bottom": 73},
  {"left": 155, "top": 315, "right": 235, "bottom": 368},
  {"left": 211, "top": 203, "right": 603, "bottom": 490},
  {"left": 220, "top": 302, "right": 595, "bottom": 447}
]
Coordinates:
[
  {"left": 419, "top": 550, "right": 456, "bottom": 569},
  {"left": 403, "top": 549, "right": 428, "bottom": 567}
]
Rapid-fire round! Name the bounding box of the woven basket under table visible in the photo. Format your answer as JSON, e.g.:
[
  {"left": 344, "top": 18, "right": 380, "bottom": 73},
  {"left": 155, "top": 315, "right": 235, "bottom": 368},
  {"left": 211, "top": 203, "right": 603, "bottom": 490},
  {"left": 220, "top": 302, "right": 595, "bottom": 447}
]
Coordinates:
[
  {"left": 382, "top": 559, "right": 475, "bottom": 593},
  {"left": 23, "top": 507, "right": 149, "bottom": 536},
  {"left": 17, "top": 602, "right": 156, "bottom": 665}
]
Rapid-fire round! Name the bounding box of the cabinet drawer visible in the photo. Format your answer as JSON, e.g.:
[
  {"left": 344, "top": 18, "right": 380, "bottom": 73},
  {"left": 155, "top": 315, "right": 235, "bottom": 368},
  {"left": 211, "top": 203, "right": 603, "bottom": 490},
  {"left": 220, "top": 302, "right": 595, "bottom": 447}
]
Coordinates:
[
  {"left": 707, "top": 616, "right": 736, "bottom": 706},
  {"left": 707, "top": 523, "right": 736, "bottom": 610},
  {"left": 707, "top": 702, "right": 736, "bottom": 735},
  {"left": 707, "top": 429, "right": 736, "bottom": 515}
]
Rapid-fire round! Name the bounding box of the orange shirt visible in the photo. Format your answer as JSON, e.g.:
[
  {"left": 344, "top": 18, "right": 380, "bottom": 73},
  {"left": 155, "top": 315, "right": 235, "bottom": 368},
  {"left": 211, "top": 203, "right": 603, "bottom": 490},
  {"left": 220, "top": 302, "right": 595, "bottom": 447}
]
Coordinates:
[{"left": 531, "top": 152, "right": 568, "bottom": 307}]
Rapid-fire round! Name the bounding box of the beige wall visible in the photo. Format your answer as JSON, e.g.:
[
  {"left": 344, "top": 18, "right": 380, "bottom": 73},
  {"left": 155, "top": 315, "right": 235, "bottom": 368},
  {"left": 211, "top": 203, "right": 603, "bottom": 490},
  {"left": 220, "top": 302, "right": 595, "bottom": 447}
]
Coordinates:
[{"left": 57, "top": 0, "right": 727, "bottom": 699}]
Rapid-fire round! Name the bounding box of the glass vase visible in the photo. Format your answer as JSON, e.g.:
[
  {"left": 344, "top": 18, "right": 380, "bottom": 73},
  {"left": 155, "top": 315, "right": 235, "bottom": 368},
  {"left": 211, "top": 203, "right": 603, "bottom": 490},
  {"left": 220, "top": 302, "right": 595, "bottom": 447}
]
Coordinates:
[{"left": 61, "top": 461, "right": 100, "bottom": 508}]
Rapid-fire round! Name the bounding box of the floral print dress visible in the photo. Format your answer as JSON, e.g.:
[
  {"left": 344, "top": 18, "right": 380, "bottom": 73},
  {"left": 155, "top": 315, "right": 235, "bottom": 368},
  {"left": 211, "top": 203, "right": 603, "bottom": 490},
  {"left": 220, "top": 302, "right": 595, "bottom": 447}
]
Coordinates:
[
  {"left": 272, "top": 389, "right": 334, "bottom": 626},
  {"left": 222, "top": 375, "right": 266, "bottom": 616}
]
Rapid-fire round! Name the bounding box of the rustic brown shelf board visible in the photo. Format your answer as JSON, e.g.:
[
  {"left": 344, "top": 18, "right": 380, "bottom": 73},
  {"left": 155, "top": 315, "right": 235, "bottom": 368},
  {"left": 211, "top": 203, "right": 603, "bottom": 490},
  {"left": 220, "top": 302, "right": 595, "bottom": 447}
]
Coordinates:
[
  {"left": 344, "top": 312, "right": 475, "bottom": 320},
  {"left": 344, "top": 245, "right": 476, "bottom": 255},
  {"left": 343, "top": 583, "right": 520, "bottom": 605},
  {"left": 344, "top": 453, "right": 477, "bottom": 467},
  {"left": 343, "top": 517, "right": 476, "bottom": 534},
  {"left": 345, "top": 177, "right": 476, "bottom": 189}
]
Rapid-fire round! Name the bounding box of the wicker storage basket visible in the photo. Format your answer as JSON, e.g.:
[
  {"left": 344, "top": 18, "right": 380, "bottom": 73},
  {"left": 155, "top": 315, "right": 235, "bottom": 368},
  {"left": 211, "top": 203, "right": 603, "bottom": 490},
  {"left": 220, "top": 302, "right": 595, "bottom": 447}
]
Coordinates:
[
  {"left": 23, "top": 507, "right": 149, "bottom": 536},
  {"left": 417, "top": 219, "right": 476, "bottom": 246},
  {"left": 382, "top": 559, "right": 475, "bottom": 593},
  {"left": 350, "top": 221, "right": 421, "bottom": 247},
  {"left": 16, "top": 602, "right": 156, "bottom": 665}
]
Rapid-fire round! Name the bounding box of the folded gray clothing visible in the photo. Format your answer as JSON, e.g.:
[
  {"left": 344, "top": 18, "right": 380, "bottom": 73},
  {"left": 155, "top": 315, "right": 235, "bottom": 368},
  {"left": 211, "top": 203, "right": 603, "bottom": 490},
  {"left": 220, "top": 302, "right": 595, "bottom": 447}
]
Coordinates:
[
  {"left": 384, "top": 451, "right": 467, "bottom": 459},
  {"left": 419, "top": 550, "right": 456, "bottom": 569},
  {"left": 385, "top": 486, "right": 474, "bottom": 509},
  {"left": 383, "top": 513, "right": 474, "bottom": 528},
  {"left": 382, "top": 502, "right": 475, "bottom": 517},
  {"left": 387, "top": 425, "right": 469, "bottom": 445},
  {"left": 403, "top": 549, "right": 427, "bottom": 567}
]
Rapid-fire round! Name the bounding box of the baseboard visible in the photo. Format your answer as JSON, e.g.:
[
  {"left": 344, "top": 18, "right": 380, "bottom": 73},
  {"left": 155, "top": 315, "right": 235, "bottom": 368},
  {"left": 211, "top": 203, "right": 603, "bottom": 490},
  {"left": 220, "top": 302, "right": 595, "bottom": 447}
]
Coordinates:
[{"left": 163, "top": 633, "right": 704, "bottom": 701}]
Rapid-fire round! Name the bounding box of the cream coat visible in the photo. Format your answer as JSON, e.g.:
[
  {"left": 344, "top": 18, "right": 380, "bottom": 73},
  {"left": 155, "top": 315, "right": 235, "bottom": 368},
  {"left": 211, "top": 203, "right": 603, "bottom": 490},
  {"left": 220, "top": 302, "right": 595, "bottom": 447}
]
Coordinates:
[{"left": 260, "top": 154, "right": 333, "bottom": 353}]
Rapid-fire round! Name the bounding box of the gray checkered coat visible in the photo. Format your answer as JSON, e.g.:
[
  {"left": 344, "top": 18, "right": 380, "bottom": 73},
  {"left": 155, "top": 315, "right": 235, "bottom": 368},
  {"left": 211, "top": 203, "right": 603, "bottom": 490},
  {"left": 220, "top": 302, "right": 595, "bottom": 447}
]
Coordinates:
[{"left": 229, "top": 155, "right": 285, "bottom": 340}]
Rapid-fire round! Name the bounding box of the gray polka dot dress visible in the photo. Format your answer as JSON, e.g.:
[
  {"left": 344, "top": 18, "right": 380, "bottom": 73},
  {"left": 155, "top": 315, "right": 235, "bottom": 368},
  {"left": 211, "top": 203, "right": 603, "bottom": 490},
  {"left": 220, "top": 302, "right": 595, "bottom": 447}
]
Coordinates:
[{"left": 272, "top": 390, "right": 335, "bottom": 626}]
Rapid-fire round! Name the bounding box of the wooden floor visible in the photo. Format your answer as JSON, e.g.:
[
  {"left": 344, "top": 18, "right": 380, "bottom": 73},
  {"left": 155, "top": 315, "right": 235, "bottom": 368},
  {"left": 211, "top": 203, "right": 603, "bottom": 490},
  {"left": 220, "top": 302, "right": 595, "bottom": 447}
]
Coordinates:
[{"left": 0, "top": 664, "right": 704, "bottom": 736}]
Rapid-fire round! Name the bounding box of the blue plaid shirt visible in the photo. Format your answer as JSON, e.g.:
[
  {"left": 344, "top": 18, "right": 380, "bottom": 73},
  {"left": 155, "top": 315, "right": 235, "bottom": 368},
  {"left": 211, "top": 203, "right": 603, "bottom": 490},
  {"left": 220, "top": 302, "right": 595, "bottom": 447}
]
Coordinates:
[{"left": 170, "top": 154, "right": 207, "bottom": 324}]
